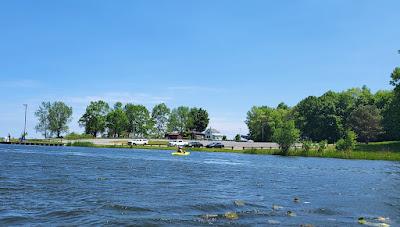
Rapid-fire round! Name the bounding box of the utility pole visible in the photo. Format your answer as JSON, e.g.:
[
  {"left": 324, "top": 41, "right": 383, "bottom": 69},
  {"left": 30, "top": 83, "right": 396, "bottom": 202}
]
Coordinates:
[{"left": 22, "top": 104, "right": 27, "bottom": 141}]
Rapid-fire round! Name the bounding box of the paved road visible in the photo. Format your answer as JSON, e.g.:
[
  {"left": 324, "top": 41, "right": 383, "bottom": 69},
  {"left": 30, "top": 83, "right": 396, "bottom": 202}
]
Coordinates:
[{"left": 66, "top": 138, "right": 290, "bottom": 150}]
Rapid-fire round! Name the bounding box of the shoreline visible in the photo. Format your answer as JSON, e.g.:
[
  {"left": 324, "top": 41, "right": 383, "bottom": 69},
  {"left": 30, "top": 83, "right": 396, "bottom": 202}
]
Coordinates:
[
  {"left": 63, "top": 142, "right": 400, "bottom": 162},
  {"left": 2, "top": 139, "right": 399, "bottom": 161}
]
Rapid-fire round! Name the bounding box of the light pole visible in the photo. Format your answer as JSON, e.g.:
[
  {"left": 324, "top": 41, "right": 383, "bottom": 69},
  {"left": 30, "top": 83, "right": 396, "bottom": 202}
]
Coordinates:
[{"left": 22, "top": 104, "right": 27, "bottom": 141}]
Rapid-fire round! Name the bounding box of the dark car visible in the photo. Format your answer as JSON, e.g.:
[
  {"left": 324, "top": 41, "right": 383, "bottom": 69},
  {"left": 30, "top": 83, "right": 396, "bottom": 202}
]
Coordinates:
[
  {"left": 186, "top": 141, "right": 203, "bottom": 148},
  {"left": 206, "top": 142, "right": 225, "bottom": 148}
]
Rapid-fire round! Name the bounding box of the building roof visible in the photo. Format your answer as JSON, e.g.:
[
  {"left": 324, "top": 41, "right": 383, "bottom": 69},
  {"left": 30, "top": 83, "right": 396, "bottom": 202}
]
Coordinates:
[{"left": 205, "top": 128, "right": 221, "bottom": 134}]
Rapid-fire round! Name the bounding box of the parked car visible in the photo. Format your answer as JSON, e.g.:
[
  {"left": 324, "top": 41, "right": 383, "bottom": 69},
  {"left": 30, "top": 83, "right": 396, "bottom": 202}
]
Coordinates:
[
  {"left": 186, "top": 141, "right": 203, "bottom": 148},
  {"left": 168, "top": 140, "right": 189, "bottom": 147},
  {"left": 128, "top": 139, "right": 149, "bottom": 146},
  {"left": 206, "top": 142, "right": 225, "bottom": 148}
]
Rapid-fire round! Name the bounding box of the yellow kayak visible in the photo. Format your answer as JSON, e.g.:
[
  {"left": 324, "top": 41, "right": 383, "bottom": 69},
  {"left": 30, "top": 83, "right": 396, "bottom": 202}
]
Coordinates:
[{"left": 171, "top": 152, "right": 191, "bottom": 156}]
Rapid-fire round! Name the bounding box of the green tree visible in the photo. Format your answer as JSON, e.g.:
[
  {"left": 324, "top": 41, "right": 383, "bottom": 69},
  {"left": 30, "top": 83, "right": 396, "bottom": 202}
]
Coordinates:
[
  {"left": 245, "top": 106, "right": 287, "bottom": 142},
  {"left": 272, "top": 120, "right": 300, "bottom": 156},
  {"left": 106, "top": 104, "right": 128, "bottom": 138},
  {"left": 124, "top": 103, "right": 153, "bottom": 138},
  {"left": 151, "top": 103, "right": 170, "bottom": 138},
  {"left": 294, "top": 92, "right": 344, "bottom": 143},
  {"left": 389, "top": 67, "right": 400, "bottom": 89},
  {"left": 235, "top": 134, "right": 241, "bottom": 142},
  {"left": 382, "top": 68, "right": 400, "bottom": 140},
  {"left": 48, "top": 101, "right": 73, "bottom": 138},
  {"left": 167, "top": 106, "right": 190, "bottom": 133},
  {"left": 277, "top": 102, "right": 289, "bottom": 110},
  {"left": 374, "top": 90, "right": 393, "bottom": 110},
  {"left": 349, "top": 105, "right": 383, "bottom": 143},
  {"left": 79, "top": 100, "right": 110, "bottom": 137},
  {"left": 34, "top": 102, "right": 51, "bottom": 138},
  {"left": 187, "top": 108, "right": 209, "bottom": 132}
]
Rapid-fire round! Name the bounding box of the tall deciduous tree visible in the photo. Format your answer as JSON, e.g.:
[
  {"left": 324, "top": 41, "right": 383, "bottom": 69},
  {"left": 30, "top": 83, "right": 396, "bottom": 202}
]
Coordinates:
[
  {"left": 246, "top": 105, "right": 288, "bottom": 142},
  {"left": 35, "top": 102, "right": 51, "bottom": 138},
  {"left": 383, "top": 68, "right": 400, "bottom": 139},
  {"left": 79, "top": 100, "right": 110, "bottom": 137},
  {"left": 151, "top": 103, "right": 170, "bottom": 138},
  {"left": 124, "top": 103, "right": 153, "bottom": 138},
  {"left": 167, "top": 106, "right": 190, "bottom": 133},
  {"left": 48, "top": 102, "right": 73, "bottom": 138},
  {"left": 349, "top": 105, "right": 383, "bottom": 143},
  {"left": 106, "top": 104, "right": 128, "bottom": 138},
  {"left": 293, "top": 92, "right": 344, "bottom": 143},
  {"left": 187, "top": 108, "right": 209, "bottom": 132}
]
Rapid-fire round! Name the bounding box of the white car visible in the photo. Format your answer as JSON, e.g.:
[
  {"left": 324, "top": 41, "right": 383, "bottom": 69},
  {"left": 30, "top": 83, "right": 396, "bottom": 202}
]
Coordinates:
[
  {"left": 168, "top": 140, "right": 188, "bottom": 147},
  {"left": 128, "top": 139, "right": 149, "bottom": 146}
]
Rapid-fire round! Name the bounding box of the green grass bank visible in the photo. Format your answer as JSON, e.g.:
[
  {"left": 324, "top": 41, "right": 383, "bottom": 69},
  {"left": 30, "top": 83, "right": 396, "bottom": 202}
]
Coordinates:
[{"left": 63, "top": 140, "right": 400, "bottom": 162}]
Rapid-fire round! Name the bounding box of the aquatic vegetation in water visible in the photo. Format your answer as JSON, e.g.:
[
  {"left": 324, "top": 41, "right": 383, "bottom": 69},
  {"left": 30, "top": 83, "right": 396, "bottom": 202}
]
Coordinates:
[
  {"left": 375, "top": 217, "right": 390, "bottom": 224},
  {"left": 200, "top": 214, "right": 219, "bottom": 222},
  {"left": 234, "top": 200, "right": 246, "bottom": 207},
  {"left": 224, "top": 212, "right": 239, "bottom": 220},
  {"left": 272, "top": 204, "right": 283, "bottom": 211},
  {"left": 96, "top": 177, "right": 108, "bottom": 181},
  {"left": 358, "top": 217, "right": 391, "bottom": 227},
  {"left": 287, "top": 211, "right": 297, "bottom": 217}
]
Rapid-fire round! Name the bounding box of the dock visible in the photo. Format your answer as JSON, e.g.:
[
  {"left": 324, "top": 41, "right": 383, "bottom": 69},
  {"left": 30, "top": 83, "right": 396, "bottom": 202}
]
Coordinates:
[{"left": 0, "top": 141, "right": 64, "bottom": 146}]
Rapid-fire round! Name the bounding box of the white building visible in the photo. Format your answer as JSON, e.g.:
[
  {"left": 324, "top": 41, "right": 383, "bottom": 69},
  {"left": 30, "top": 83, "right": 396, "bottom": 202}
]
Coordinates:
[{"left": 204, "top": 128, "right": 224, "bottom": 141}]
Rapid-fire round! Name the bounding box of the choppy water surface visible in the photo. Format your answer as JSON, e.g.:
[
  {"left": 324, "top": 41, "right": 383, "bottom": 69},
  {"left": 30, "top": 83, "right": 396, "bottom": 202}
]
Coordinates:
[{"left": 0, "top": 145, "right": 399, "bottom": 226}]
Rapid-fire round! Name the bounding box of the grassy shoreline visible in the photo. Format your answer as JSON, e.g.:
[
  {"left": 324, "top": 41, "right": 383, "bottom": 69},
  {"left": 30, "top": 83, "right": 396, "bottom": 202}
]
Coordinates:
[{"left": 64, "top": 141, "right": 400, "bottom": 162}]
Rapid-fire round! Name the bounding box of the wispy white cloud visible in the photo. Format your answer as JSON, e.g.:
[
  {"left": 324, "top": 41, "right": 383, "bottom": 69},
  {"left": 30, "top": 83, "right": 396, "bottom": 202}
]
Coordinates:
[
  {"left": 0, "top": 79, "right": 41, "bottom": 88},
  {"left": 63, "top": 92, "right": 172, "bottom": 105}
]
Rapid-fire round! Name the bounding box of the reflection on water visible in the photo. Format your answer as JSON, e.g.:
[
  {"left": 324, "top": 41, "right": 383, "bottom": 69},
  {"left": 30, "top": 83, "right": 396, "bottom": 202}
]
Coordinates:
[{"left": 0, "top": 145, "right": 399, "bottom": 226}]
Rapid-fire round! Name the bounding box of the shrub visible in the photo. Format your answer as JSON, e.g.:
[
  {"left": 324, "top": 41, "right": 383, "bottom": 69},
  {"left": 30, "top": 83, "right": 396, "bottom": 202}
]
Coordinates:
[
  {"left": 336, "top": 131, "right": 357, "bottom": 151},
  {"left": 272, "top": 120, "right": 300, "bottom": 156},
  {"left": 318, "top": 140, "right": 328, "bottom": 153},
  {"left": 67, "top": 141, "right": 95, "bottom": 147},
  {"left": 302, "top": 140, "right": 313, "bottom": 152},
  {"left": 65, "top": 132, "right": 93, "bottom": 140}
]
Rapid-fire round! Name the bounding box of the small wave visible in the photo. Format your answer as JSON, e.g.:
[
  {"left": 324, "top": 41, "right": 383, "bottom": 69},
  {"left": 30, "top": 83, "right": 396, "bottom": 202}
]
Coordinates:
[
  {"left": 203, "top": 159, "right": 243, "bottom": 166},
  {"left": 103, "top": 204, "right": 153, "bottom": 212},
  {"left": 190, "top": 202, "right": 232, "bottom": 212},
  {"left": 309, "top": 207, "right": 341, "bottom": 216},
  {"left": 0, "top": 216, "right": 32, "bottom": 225},
  {"left": 43, "top": 209, "right": 91, "bottom": 218}
]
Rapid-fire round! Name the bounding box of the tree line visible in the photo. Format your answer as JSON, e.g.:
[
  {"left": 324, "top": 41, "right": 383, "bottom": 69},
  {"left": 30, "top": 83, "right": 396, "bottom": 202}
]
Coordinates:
[
  {"left": 246, "top": 67, "right": 400, "bottom": 149},
  {"left": 35, "top": 101, "right": 210, "bottom": 139}
]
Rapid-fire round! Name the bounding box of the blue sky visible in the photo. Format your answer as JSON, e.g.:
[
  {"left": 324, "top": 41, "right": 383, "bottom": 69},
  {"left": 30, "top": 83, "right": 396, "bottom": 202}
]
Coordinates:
[{"left": 0, "top": 0, "right": 399, "bottom": 138}]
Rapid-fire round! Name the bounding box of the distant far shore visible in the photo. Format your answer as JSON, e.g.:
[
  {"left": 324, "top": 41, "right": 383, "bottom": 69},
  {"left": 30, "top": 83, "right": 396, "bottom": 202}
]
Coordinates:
[{"left": 2, "top": 138, "right": 400, "bottom": 162}]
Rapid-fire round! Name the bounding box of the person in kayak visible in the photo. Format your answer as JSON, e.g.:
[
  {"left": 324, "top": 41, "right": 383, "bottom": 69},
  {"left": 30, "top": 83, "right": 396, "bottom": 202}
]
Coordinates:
[{"left": 177, "top": 146, "right": 185, "bottom": 153}]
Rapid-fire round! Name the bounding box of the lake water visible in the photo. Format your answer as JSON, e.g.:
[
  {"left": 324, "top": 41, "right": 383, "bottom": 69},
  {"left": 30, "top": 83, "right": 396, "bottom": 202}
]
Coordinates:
[{"left": 0, "top": 145, "right": 399, "bottom": 226}]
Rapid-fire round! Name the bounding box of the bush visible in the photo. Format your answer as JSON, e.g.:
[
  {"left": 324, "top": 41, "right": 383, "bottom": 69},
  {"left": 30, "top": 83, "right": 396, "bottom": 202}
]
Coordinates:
[
  {"left": 318, "top": 140, "right": 328, "bottom": 153},
  {"left": 272, "top": 120, "right": 300, "bottom": 156},
  {"left": 302, "top": 140, "right": 313, "bottom": 152},
  {"left": 336, "top": 131, "right": 357, "bottom": 151},
  {"left": 67, "top": 141, "right": 95, "bottom": 147},
  {"left": 65, "top": 132, "right": 93, "bottom": 140}
]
